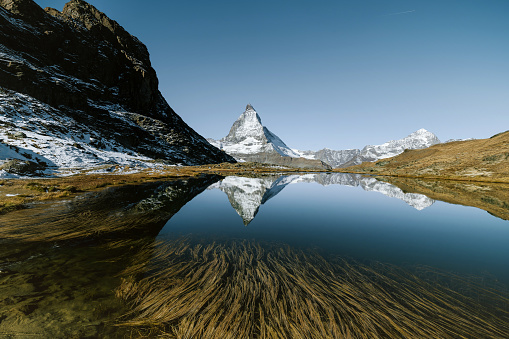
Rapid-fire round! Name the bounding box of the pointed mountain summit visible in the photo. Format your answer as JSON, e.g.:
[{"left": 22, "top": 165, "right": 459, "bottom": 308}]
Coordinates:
[
  {"left": 215, "top": 104, "right": 299, "bottom": 157},
  {"left": 208, "top": 173, "right": 434, "bottom": 226},
  {"left": 209, "top": 175, "right": 292, "bottom": 225},
  {"left": 207, "top": 105, "right": 331, "bottom": 169}
]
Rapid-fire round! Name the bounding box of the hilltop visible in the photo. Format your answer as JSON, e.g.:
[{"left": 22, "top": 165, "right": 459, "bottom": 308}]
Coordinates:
[{"left": 338, "top": 130, "right": 509, "bottom": 182}]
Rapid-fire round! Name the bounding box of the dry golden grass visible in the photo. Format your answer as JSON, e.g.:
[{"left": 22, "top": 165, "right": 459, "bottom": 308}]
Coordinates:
[
  {"left": 337, "top": 130, "right": 509, "bottom": 183},
  {"left": 115, "top": 238, "right": 509, "bottom": 338}
]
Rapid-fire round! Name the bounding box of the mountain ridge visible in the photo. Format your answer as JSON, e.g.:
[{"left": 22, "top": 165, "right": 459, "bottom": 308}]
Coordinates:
[
  {"left": 209, "top": 104, "right": 440, "bottom": 170},
  {"left": 340, "top": 130, "right": 509, "bottom": 182},
  {"left": 0, "top": 0, "right": 234, "bottom": 175},
  {"left": 294, "top": 128, "right": 441, "bottom": 168},
  {"left": 209, "top": 173, "right": 434, "bottom": 225}
]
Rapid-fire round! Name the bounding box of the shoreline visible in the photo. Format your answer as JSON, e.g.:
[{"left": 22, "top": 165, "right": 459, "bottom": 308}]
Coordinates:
[{"left": 2, "top": 161, "right": 508, "bottom": 215}]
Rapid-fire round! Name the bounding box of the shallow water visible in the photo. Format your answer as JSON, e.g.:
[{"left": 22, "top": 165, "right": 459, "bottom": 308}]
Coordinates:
[{"left": 0, "top": 173, "right": 508, "bottom": 338}]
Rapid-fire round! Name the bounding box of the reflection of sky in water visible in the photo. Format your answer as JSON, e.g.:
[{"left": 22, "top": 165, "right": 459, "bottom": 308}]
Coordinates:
[{"left": 159, "top": 178, "right": 509, "bottom": 284}]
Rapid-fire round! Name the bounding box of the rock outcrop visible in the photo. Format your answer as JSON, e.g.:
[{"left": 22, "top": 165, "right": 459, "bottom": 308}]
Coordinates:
[{"left": 0, "top": 0, "right": 234, "bottom": 169}]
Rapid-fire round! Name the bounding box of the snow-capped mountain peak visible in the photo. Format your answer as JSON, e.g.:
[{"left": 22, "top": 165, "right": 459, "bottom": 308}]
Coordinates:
[
  {"left": 291, "top": 128, "right": 441, "bottom": 168},
  {"left": 208, "top": 173, "right": 434, "bottom": 226},
  {"left": 360, "top": 129, "right": 441, "bottom": 161},
  {"left": 208, "top": 104, "right": 299, "bottom": 158},
  {"left": 223, "top": 104, "right": 264, "bottom": 143}
]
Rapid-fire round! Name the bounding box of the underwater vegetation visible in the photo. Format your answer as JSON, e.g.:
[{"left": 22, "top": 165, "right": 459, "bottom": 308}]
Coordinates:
[{"left": 116, "top": 237, "right": 509, "bottom": 338}]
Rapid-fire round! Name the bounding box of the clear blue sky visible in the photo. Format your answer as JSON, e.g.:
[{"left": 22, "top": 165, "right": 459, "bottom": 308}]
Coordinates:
[{"left": 35, "top": 0, "right": 509, "bottom": 150}]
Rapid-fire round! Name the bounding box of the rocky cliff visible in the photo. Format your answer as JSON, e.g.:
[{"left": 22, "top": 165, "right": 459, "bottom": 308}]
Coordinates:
[{"left": 0, "top": 0, "right": 234, "bottom": 173}]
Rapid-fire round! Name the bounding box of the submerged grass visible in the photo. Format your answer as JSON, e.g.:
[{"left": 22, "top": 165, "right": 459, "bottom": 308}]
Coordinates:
[{"left": 116, "top": 238, "right": 509, "bottom": 338}]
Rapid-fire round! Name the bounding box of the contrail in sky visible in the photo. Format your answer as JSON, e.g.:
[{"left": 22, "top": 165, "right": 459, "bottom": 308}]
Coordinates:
[{"left": 384, "top": 10, "right": 416, "bottom": 16}]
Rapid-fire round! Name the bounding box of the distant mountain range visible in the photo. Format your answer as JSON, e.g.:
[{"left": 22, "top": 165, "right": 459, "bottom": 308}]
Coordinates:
[
  {"left": 294, "top": 128, "right": 441, "bottom": 167},
  {"left": 346, "top": 130, "right": 509, "bottom": 182},
  {"left": 209, "top": 105, "right": 441, "bottom": 169}
]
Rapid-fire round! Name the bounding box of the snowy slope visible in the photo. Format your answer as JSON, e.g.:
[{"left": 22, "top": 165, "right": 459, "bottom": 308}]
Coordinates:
[
  {"left": 293, "top": 148, "right": 361, "bottom": 167},
  {"left": 0, "top": 89, "right": 164, "bottom": 175},
  {"left": 359, "top": 128, "right": 441, "bottom": 161},
  {"left": 0, "top": 0, "right": 234, "bottom": 177},
  {"left": 209, "top": 175, "right": 292, "bottom": 225}
]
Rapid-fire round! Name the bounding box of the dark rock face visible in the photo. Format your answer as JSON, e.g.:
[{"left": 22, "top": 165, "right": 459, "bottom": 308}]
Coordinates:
[{"left": 0, "top": 0, "right": 234, "bottom": 165}]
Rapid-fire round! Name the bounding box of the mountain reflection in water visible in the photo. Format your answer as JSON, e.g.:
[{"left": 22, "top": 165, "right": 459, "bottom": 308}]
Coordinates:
[
  {"left": 209, "top": 173, "right": 434, "bottom": 225},
  {"left": 0, "top": 173, "right": 508, "bottom": 338}
]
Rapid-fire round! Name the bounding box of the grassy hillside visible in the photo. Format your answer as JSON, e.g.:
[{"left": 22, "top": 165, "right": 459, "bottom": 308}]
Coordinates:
[
  {"left": 379, "top": 176, "right": 509, "bottom": 221},
  {"left": 337, "top": 131, "right": 509, "bottom": 183}
]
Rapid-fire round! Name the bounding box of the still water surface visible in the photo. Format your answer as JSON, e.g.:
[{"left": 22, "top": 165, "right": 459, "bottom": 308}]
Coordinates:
[{"left": 0, "top": 173, "right": 508, "bottom": 338}]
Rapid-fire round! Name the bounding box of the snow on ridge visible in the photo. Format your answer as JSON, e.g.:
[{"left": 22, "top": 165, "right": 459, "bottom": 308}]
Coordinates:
[
  {"left": 0, "top": 89, "right": 157, "bottom": 176},
  {"left": 359, "top": 177, "right": 434, "bottom": 210},
  {"left": 360, "top": 128, "right": 441, "bottom": 161}
]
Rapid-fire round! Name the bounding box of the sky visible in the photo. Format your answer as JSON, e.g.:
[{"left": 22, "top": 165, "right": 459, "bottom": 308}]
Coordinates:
[{"left": 34, "top": 0, "right": 509, "bottom": 150}]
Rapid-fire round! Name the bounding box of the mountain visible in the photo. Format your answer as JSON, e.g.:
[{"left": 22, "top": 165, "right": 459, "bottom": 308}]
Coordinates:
[
  {"left": 209, "top": 173, "right": 434, "bottom": 225},
  {"left": 208, "top": 104, "right": 330, "bottom": 169},
  {"left": 294, "top": 129, "right": 441, "bottom": 168},
  {"left": 210, "top": 104, "right": 299, "bottom": 157},
  {"left": 343, "top": 130, "right": 509, "bottom": 182},
  {"left": 293, "top": 148, "right": 361, "bottom": 168},
  {"left": 355, "top": 128, "right": 441, "bottom": 163},
  {"left": 0, "top": 0, "right": 234, "bottom": 175}
]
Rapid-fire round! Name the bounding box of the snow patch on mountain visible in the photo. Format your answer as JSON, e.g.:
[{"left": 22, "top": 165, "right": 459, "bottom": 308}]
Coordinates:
[
  {"left": 209, "top": 175, "right": 291, "bottom": 225},
  {"left": 0, "top": 89, "right": 161, "bottom": 176},
  {"left": 293, "top": 129, "right": 441, "bottom": 168},
  {"left": 359, "top": 176, "right": 434, "bottom": 210}
]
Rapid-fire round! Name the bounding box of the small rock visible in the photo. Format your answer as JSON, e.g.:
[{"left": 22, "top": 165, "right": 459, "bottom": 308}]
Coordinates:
[{"left": 13, "top": 131, "right": 27, "bottom": 138}]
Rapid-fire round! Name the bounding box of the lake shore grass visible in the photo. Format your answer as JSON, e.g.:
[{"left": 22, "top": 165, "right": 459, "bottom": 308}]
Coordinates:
[
  {"left": 115, "top": 237, "right": 509, "bottom": 338},
  {"left": 0, "top": 162, "right": 328, "bottom": 215},
  {"left": 2, "top": 158, "right": 509, "bottom": 215}
]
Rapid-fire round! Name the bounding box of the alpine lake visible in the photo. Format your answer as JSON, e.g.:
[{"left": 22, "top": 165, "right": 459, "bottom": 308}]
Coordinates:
[{"left": 0, "top": 173, "right": 508, "bottom": 338}]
